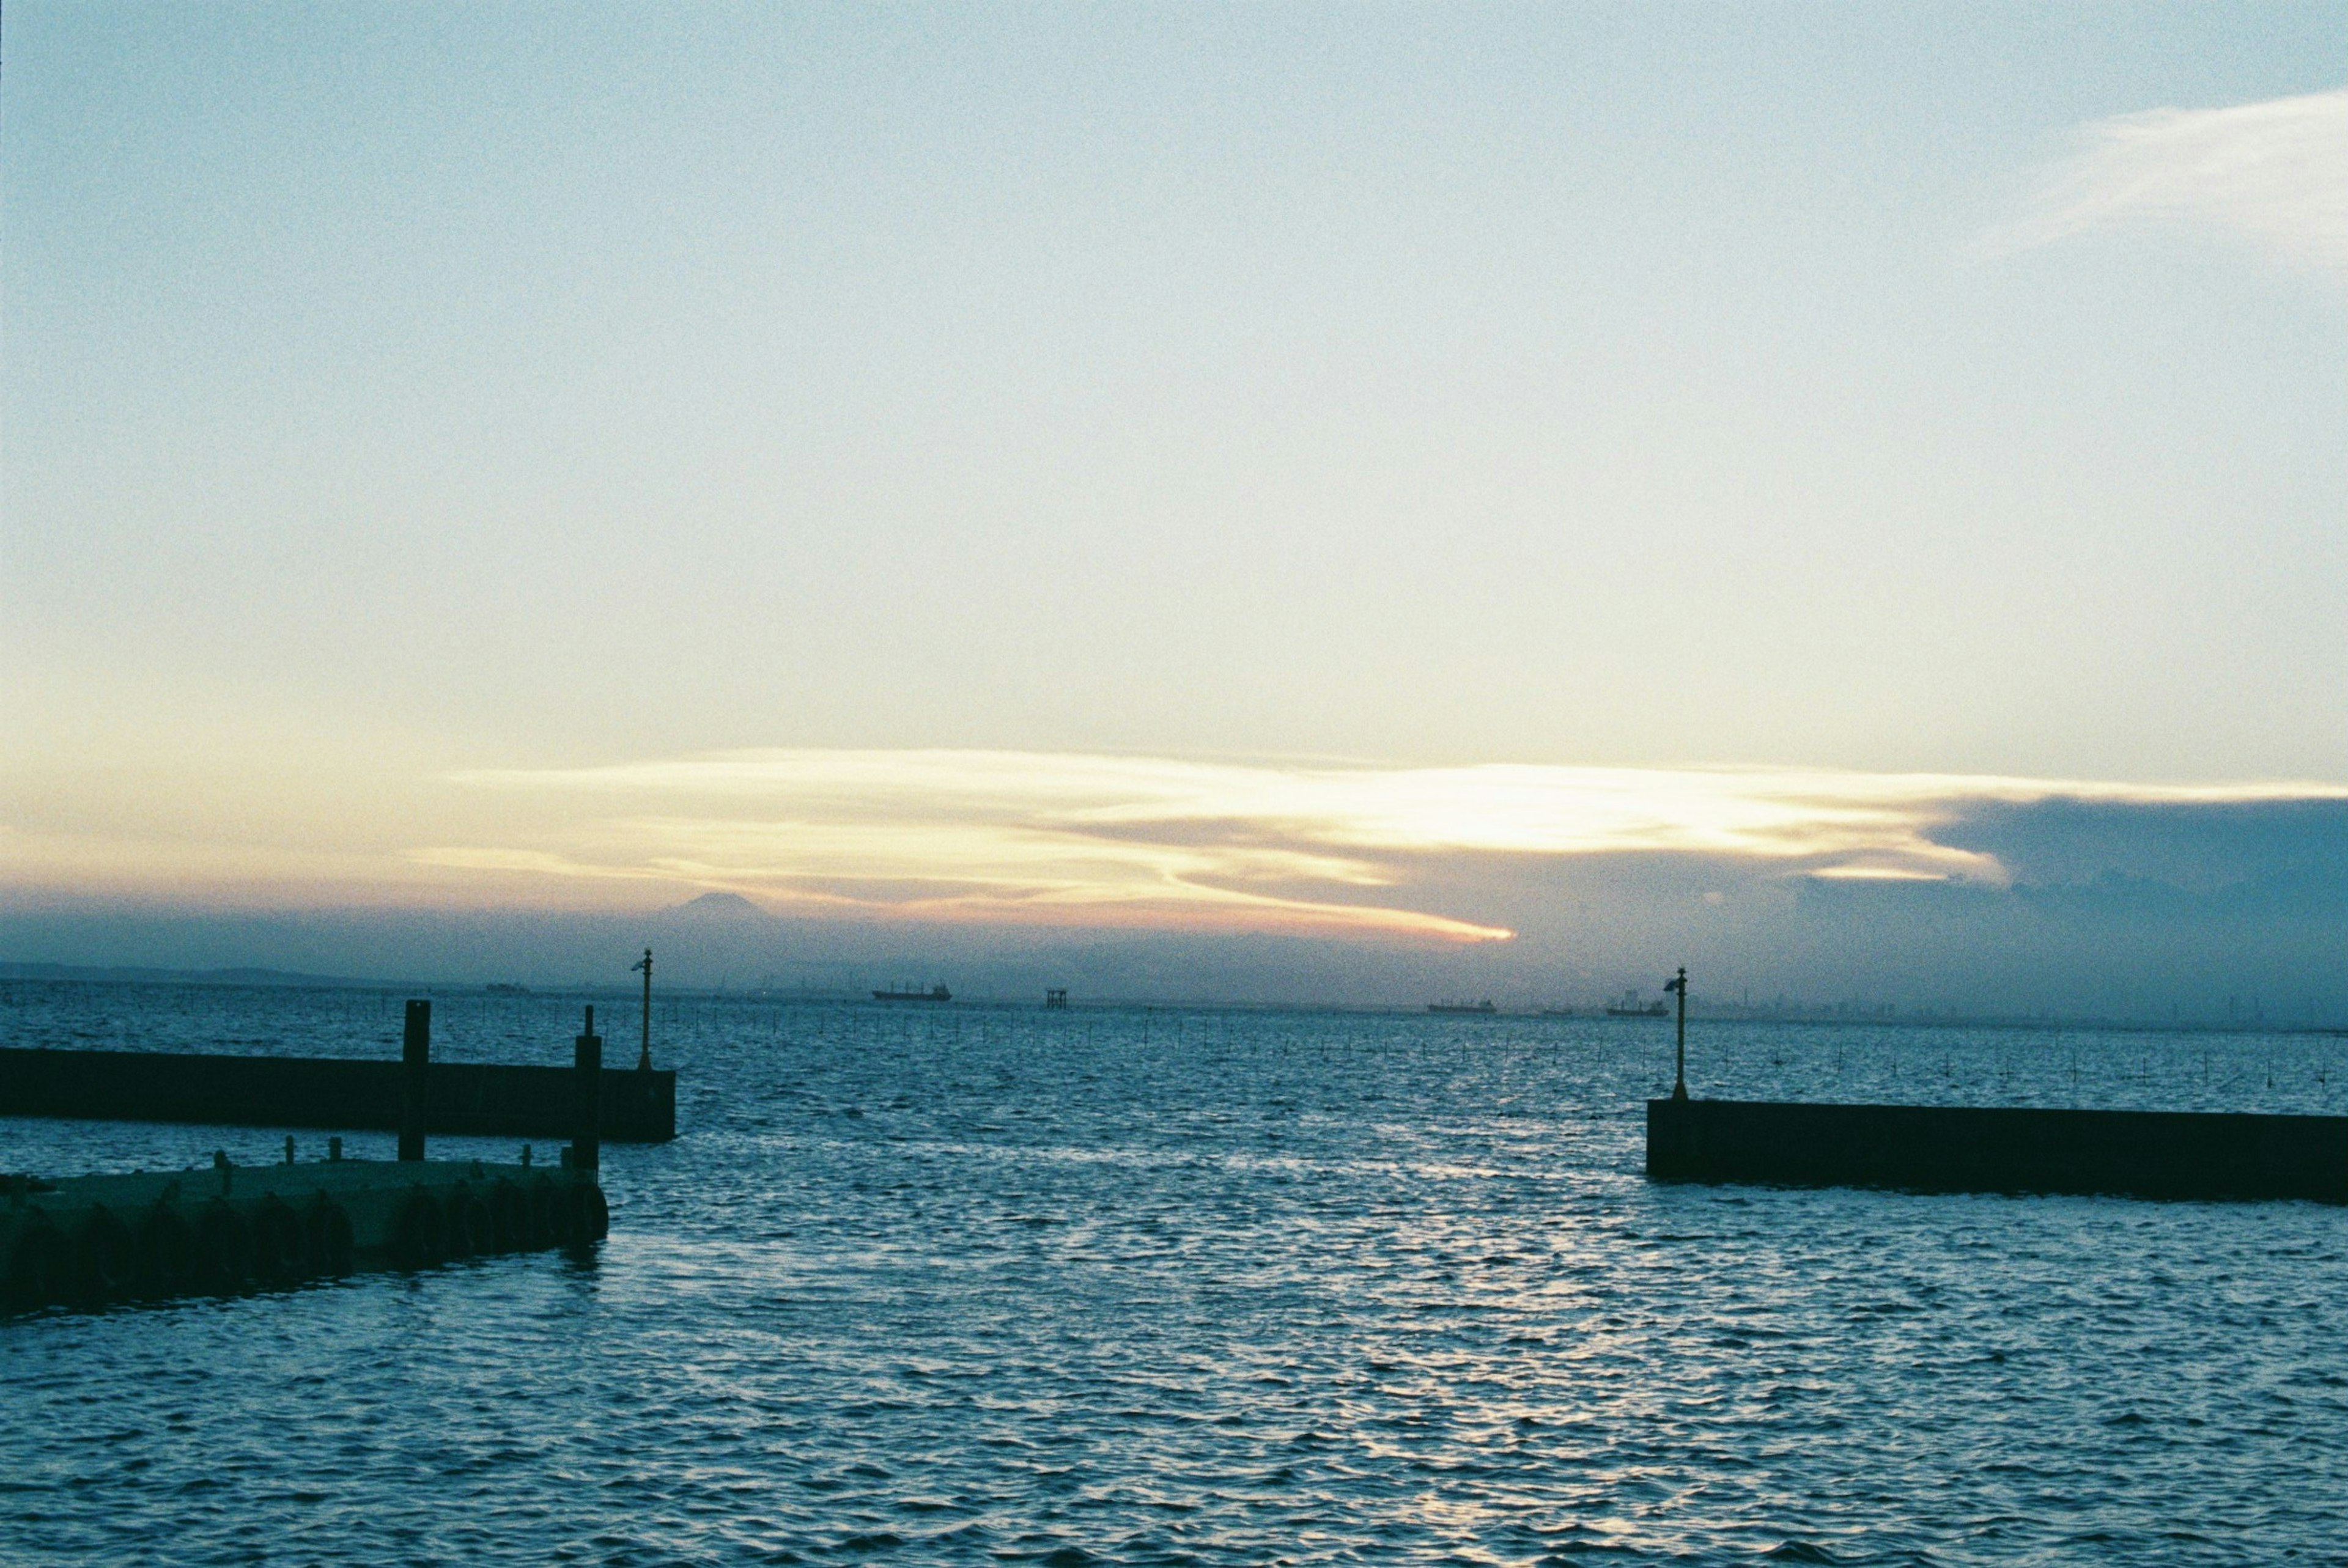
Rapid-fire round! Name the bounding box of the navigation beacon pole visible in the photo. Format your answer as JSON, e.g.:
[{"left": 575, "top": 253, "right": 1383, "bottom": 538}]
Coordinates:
[
  {"left": 632, "top": 948, "right": 654, "bottom": 1070},
  {"left": 1665, "top": 966, "right": 1688, "bottom": 1101}
]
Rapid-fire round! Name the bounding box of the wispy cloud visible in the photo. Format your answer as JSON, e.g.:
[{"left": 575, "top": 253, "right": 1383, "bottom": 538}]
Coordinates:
[
  {"left": 417, "top": 749, "right": 2342, "bottom": 941},
  {"left": 1987, "top": 87, "right": 2348, "bottom": 281}
]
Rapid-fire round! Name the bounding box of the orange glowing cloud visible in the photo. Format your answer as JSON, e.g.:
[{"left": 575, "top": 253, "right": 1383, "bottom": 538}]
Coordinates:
[
  {"left": 9, "top": 743, "right": 2338, "bottom": 937},
  {"left": 396, "top": 749, "right": 2345, "bottom": 940}
]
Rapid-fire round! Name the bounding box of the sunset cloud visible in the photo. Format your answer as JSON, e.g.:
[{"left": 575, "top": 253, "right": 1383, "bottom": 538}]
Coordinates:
[
  {"left": 411, "top": 750, "right": 2344, "bottom": 941},
  {"left": 10, "top": 745, "right": 2335, "bottom": 944}
]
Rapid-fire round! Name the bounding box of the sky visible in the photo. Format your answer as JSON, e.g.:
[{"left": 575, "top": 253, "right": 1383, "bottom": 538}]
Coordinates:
[{"left": 4, "top": 4, "right": 2344, "bottom": 1011}]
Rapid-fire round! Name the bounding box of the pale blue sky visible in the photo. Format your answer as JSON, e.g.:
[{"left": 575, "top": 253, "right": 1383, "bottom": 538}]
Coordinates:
[{"left": 3, "top": 5, "right": 2345, "bottom": 973}]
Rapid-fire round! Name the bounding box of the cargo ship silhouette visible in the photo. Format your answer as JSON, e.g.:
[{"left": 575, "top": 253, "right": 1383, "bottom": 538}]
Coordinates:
[
  {"left": 1606, "top": 990, "right": 1668, "bottom": 1018},
  {"left": 873, "top": 984, "right": 952, "bottom": 1003}
]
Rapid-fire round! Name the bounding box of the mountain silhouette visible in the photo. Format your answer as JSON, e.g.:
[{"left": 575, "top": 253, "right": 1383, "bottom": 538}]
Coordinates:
[{"left": 666, "top": 891, "right": 773, "bottom": 921}]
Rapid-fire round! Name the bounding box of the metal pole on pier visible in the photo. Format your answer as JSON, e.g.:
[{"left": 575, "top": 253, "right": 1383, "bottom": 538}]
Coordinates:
[
  {"left": 572, "top": 1006, "right": 602, "bottom": 1174},
  {"left": 399, "top": 999, "right": 430, "bottom": 1160},
  {"left": 1665, "top": 968, "right": 1688, "bottom": 1102},
  {"left": 632, "top": 948, "right": 653, "bottom": 1070}
]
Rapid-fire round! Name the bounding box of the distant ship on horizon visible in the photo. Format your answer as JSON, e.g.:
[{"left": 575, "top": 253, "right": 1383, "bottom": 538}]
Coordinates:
[
  {"left": 873, "top": 983, "right": 953, "bottom": 1003},
  {"left": 1605, "top": 990, "right": 1669, "bottom": 1018},
  {"left": 1427, "top": 999, "right": 1497, "bottom": 1015}
]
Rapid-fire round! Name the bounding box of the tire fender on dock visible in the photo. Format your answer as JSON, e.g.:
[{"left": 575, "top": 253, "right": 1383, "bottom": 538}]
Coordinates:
[
  {"left": 70, "top": 1205, "right": 136, "bottom": 1305},
  {"left": 489, "top": 1179, "right": 528, "bottom": 1251},
  {"left": 391, "top": 1187, "right": 446, "bottom": 1270},
  {"left": 136, "top": 1204, "right": 194, "bottom": 1298},
  {"left": 195, "top": 1199, "right": 253, "bottom": 1294},
  {"left": 306, "top": 1194, "right": 354, "bottom": 1277},
  {"left": 251, "top": 1196, "right": 309, "bottom": 1285},
  {"left": 445, "top": 1183, "right": 493, "bottom": 1259},
  {"left": 5, "top": 1218, "right": 68, "bottom": 1311},
  {"left": 530, "top": 1177, "right": 573, "bottom": 1247},
  {"left": 573, "top": 1182, "right": 609, "bottom": 1243}
]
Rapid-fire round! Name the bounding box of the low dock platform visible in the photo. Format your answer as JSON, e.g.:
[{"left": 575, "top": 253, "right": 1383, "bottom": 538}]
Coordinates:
[
  {"left": 1647, "top": 1096, "right": 2348, "bottom": 1203},
  {"left": 2, "top": 1154, "right": 609, "bottom": 1311}
]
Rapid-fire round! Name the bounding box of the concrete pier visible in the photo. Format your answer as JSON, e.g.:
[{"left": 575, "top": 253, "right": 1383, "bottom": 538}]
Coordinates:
[
  {"left": 1647, "top": 1097, "right": 2348, "bottom": 1203},
  {"left": 1, "top": 1155, "right": 608, "bottom": 1311},
  {"left": 0, "top": 1048, "right": 676, "bottom": 1142}
]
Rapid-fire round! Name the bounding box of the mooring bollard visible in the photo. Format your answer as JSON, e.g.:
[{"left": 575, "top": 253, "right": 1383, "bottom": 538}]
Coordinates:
[
  {"left": 572, "top": 1006, "right": 602, "bottom": 1175},
  {"left": 400, "top": 999, "right": 431, "bottom": 1161}
]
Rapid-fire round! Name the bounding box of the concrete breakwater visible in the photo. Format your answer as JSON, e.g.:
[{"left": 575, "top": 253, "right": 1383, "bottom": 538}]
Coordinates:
[
  {"left": 2, "top": 1154, "right": 609, "bottom": 1311},
  {"left": 0, "top": 1047, "right": 675, "bottom": 1142},
  {"left": 1647, "top": 1096, "right": 2348, "bottom": 1202}
]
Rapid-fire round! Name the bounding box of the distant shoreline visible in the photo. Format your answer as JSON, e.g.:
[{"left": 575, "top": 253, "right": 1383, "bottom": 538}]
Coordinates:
[{"left": 0, "top": 960, "right": 386, "bottom": 989}]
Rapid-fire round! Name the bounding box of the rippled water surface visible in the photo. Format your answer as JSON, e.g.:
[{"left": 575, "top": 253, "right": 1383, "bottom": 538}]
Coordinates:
[{"left": 4, "top": 983, "right": 2346, "bottom": 1566}]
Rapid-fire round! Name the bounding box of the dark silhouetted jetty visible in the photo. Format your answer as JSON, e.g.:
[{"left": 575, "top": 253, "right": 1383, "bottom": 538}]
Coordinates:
[
  {"left": 1646, "top": 1097, "right": 2348, "bottom": 1203},
  {"left": 0, "top": 1047, "right": 674, "bottom": 1142},
  {"left": 1640, "top": 965, "right": 2345, "bottom": 1203},
  {"left": 0, "top": 997, "right": 674, "bottom": 1141}
]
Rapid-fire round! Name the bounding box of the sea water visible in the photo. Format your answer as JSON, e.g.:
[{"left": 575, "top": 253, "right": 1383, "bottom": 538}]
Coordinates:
[{"left": 2, "top": 982, "right": 2344, "bottom": 1565}]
